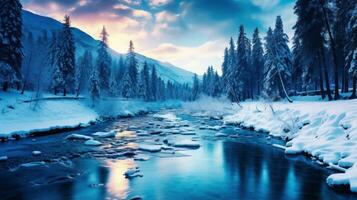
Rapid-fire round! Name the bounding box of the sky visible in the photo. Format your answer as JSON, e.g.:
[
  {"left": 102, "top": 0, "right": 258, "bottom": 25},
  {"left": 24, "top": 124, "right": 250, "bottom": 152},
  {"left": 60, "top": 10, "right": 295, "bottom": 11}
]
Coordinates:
[{"left": 21, "top": 0, "right": 296, "bottom": 75}]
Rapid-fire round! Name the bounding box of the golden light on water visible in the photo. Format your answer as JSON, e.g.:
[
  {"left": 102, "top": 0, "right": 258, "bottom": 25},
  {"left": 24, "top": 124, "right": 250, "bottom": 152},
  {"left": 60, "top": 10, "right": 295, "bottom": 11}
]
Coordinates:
[{"left": 105, "top": 159, "right": 136, "bottom": 199}]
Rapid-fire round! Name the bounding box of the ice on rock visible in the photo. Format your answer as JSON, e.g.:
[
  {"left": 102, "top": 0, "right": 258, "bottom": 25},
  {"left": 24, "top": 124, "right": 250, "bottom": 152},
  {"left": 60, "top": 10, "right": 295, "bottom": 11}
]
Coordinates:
[
  {"left": 134, "top": 154, "right": 150, "bottom": 161},
  {"left": 32, "top": 151, "right": 42, "bottom": 156},
  {"left": 136, "top": 130, "right": 150, "bottom": 136},
  {"left": 214, "top": 132, "right": 228, "bottom": 137},
  {"left": 20, "top": 161, "right": 46, "bottom": 168},
  {"left": 174, "top": 140, "right": 200, "bottom": 148},
  {"left": 124, "top": 167, "right": 143, "bottom": 179},
  {"left": 93, "top": 131, "right": 116, "bottom": 138},
  {"left": 84, "top": 140, "right": 102, "bottom": 146},
  {"left": 0, "top": 156, "right": 8, "bottom": 161},
  {"left": 139, "top": 144, "right": 161, "bottom": 152},
  {"left": 327, "top": 163, "right": 357, "bottom": 192},
  {"left": 181, "top": 131, "right": 196, "bottom": 135},
  {"left": 65, "top": 134, "right": 93, "bottom": 140}
]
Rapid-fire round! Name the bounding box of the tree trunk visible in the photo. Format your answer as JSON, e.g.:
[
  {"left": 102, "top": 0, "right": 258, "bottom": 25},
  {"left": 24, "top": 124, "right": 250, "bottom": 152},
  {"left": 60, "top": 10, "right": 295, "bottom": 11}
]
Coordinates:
[
  {"left": 319, "top": 0, "right": 339, "bottom": 99},
  {"left": 63, "top": 88, "right": 67, "bottom": 97},
  {"left": 2, "top": 82, "right": 8, "bottom": 92},
  {"left": 318, "top": 55, "right": 326, "bottom": 100},
  {"left": 319, "top": 49, "right": 332, "bottom": 100},
  {"left": 351, "top": 76, "right": 356, "bottom": 99},
  {"left": 344, "top": 69, "right": 349, "bottom": 92}
]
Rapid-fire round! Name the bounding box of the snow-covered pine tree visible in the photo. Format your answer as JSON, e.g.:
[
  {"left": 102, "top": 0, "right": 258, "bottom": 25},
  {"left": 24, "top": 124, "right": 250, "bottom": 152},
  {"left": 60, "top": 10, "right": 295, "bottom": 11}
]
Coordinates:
[
  {"left": 221, "top": 47, "right": 229, "bottom": 93},
  {"left": 346, "top": 4, "right": 357, "bottom": 98},
  {"left": 0, "top": 0, "right": 23, "bottom": 91},
  {"left": 97, "top": 26, "right": 112, "bottom": 95},
  {"left": 236, "top": 25, "right": 251, "bottom": 100},
  {"left": 192, "top": 74, "right": 200, "bottom": 100},
  {"left": 291, "top": 34, "right": 304, "bottom": 92},
  {"left": 140, "top": 61, "right": 150, "bottom": 101},
  {"left": 263, "top": 26, "right": 290, "bottom": 101},
  {"left": 121, "top": 72, "right": 132, "bottom": 99},
  {"left": 125, "top": 40, "right": 138, "bottom": 98},
  {"left": 58, "top": 15, "right": 75, "bottom": 96},
  {"left": 89, "top": 66, "right": 100, "bottom": 106},
  {"left": 212, "top": 71, "right": 222, "bottom": 97},
  {"left": 226, "top": 37, "right": 238, "bottom": 102},
  {"left": 251, "top": 28, "right": 264, "bottom": 96},
  {"left": 150, "top": 65, "right": 158, "bottom": 101},
  {"left": 263, "top": 17, "right": 293, "bottom": 102},
  {"left": 334, "top": 0, "right": 355, "bottom": 93},
  {"left": 108, "top": 74, "right": 118, "bottom": 97},
  {"left": 293, "top": 0, "right": 332, "bottom": 100}
]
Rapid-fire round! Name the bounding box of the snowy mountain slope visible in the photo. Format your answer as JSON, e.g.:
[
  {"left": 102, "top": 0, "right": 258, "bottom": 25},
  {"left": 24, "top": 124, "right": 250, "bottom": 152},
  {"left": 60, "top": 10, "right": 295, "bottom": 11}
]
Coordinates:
[{"left": 22, "top": 10, "right": 194, "bottom": 84}]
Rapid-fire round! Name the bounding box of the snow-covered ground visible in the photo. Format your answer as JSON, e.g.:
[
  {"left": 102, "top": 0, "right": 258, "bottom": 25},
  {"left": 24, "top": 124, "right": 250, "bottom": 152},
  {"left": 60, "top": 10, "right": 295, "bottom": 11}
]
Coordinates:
[
  {"left": 184, "top": 96, "right": 357, "bottom": 192},
  {"left": 0, "top": 91, "right": 181, "bottom": 138}
]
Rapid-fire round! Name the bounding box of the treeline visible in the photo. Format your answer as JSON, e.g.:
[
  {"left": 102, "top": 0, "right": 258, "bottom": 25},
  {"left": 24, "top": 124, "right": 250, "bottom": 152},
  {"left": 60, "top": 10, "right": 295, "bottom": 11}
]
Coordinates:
[
  {"left": 195, "top": 0, "right": 357, "bottom": 102},
  {"left": 0, "top": 0, "right": 193, "bottom": 103}
]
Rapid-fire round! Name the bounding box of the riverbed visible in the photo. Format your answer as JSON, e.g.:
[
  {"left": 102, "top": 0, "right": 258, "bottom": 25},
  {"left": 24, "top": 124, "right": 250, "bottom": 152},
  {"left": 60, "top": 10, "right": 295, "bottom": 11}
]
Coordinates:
[{"left": 0, "top": 110, "right": 355, "bottom": 200}]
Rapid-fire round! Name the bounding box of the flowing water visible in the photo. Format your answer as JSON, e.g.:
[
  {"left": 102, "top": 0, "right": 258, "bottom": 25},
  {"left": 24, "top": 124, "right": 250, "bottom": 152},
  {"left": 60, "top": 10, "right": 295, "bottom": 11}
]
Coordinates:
[{"left": 0, "top": 110, "right": 355, "bottom": 200}]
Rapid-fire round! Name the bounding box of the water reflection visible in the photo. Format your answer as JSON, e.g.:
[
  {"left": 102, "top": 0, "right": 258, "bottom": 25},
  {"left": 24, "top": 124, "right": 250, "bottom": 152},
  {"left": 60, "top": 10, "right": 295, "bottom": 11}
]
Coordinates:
[{"left": 105, "top": 159, "right": 135, "bottom": 199}]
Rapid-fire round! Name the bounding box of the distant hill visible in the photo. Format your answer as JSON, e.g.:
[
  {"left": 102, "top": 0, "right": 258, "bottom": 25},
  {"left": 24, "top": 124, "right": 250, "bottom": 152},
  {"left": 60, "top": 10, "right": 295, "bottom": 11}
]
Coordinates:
[{"left": 22, "top": 10, "right": 194, "bottom": 84}]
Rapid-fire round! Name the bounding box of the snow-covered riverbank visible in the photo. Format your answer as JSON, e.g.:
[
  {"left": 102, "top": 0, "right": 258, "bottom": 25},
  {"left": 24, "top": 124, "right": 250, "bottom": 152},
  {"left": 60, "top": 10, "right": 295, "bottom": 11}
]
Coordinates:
[
  {"left": 0, "top": 91, "right": 181, "bottom": 138},
  {"left": 184, "top": 97, "right": 357, "bottom": 192}
]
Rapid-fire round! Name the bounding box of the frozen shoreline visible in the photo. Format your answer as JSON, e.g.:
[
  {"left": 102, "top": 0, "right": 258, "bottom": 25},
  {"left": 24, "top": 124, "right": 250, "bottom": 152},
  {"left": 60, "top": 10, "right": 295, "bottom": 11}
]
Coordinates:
[
  {"left": 184, "top": 97, "right": 357, "bottom": 193},
  {"left": 0, "top": 91, "right": 181, "bottom": 139}
]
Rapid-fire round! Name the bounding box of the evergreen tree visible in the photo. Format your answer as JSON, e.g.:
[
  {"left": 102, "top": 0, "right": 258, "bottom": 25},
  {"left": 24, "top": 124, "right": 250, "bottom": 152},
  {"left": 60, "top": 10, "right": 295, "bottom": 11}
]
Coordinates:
[
  {"left": 97, "top": 26, "right": 112, "bottom": 95},
  {"left": 334, "top": 0, "right": 354, "bottom": 93},
  {"left": 236, "top": 25, "right": 251, "bottom": 100},
  {"left": 150, "top": 65, "right": 158, "bottom": 101},
  {"left": 212, "top": 71, "right": 222, "bottom": 97},
  {"left": 263, "top": 17, "right": 293, "bottom": 102},
  {"left": 0, "top": 0, "right": 23, "bottom": 91},
  {"left": 226, "top": 37, "right": 239, "bottom": 102},
  {"left": 121, "top": 72, "right": 132, "bottom": 99},
  {"left": 221, "top": 47, "right": 229, "bottom": 92},
  {"left": 125, "top": 40, "right": 138, "bottom": 98},
  {"left": 251, "top": 28, "right": 264, "bottom": 96},
  {"left": 192, "top": 74, "right": 200, "bottom": 100},
  {"left": 346, "top": 5, "right": 357, "bottom": 98},
  {"left": 58, "top": 15, "right": 76, "bottom": 96},
  {"left": 293, "top": 0, "right": 332, "bottom": 100},
  {"left": 291, "top": 34, "right": 304, "bottom": 92},
  {"left": 89, "top": 67, "right": 100, "bottom": 106},
  {"left": 140, "top": 61, "right": 150, "bottom": 101}
]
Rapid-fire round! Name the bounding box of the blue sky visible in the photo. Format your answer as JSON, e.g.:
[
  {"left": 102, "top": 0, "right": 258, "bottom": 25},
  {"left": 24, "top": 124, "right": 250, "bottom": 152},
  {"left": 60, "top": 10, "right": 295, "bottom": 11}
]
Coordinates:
[{"left": 21, "top": 0, "right": 296, "bottom": 74}]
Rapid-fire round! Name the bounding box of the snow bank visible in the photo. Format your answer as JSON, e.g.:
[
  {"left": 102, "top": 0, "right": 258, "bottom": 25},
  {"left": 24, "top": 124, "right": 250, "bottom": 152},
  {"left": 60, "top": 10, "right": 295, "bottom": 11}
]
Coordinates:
[
  {"left": 0, "top": 91, "right": 98, "bottom": 138},
  {"left": 184, "top": 97, "right": 357, "bottom": 192},
  {"left": 0, "top": 91, "right": 182, "bottom": 138}
]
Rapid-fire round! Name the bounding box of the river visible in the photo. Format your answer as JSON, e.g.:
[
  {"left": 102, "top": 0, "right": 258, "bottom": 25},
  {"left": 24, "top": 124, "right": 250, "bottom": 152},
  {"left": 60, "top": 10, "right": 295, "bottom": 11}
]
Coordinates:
[{"left": 0, "top": 110, "right": 355, "bottom": 200}]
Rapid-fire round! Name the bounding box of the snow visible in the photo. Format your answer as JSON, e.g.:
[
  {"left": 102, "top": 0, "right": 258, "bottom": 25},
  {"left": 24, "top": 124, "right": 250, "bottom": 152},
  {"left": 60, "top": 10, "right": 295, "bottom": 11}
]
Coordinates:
[
  {"left": 0, "top": 91, "right": 181, "bottom": 138},
  {"left": 65, "top": 134, "right": 93, "bottom": 140},
  {"left": 214, "top": 132, "right": 228, "bottom": 137},
  {"left": 124, "top": 167, "right": 143, "bottom": 179},
  {"left": 184, "top": 97, "right": 357, "bottom": 192},
  {"left": 84, "top": 139, "right": 102, "bottom": 146},
  {"left": 92, "top": 131, "right": 116, "bottom": 138},
  {"left": 0, "top": 156, "right": 8, "bottom": 161},
  {"left": 32, "top": 151, "right": 42, "bottom": 156},
  {"left": 20, "top": 161, "right": 46, "bottom": 168},
  {"left": 139, "top": 144, "right": 162, "bottom": 152},
  {"left": 174, "top": 140, "right": 200, "bottom": 148},
  {"left": 0, "top": 91, "right": 97, "bottom": 138}
]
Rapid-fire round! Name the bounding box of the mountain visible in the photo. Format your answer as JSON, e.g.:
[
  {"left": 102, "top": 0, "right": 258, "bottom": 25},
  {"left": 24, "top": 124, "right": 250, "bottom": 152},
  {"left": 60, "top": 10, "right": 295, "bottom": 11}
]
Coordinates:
[{"left": 22, "top": 10, "right": 194, "bottom": 84}]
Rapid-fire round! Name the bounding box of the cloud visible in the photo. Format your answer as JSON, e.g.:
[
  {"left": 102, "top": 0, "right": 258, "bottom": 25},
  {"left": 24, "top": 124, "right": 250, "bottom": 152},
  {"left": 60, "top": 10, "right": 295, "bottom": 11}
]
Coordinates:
[
  {"left": 22, "top": 0, "right": 297, "bottom": 72},
  {"left": 144, "top": 40, "right": 227, "bottom": 74},
  {"left": 149, "top": 0, "right": 171, "bottom": 7}
]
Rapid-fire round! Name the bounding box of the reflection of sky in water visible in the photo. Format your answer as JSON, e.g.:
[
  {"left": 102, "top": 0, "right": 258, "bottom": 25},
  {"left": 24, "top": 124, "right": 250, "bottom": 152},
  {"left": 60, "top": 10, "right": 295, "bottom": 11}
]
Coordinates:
[
  {"left": 106, "top": 159, "right": 135, "bottom": 199},
  {"left": 0, "top": 114, "right": 355, "bottom": 200}
]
